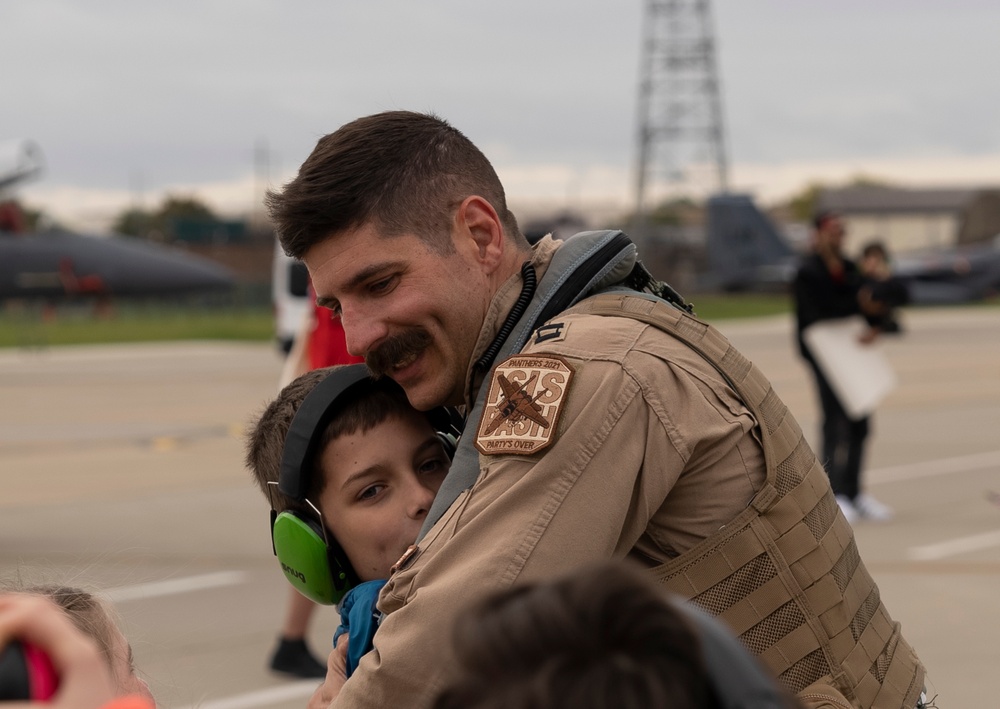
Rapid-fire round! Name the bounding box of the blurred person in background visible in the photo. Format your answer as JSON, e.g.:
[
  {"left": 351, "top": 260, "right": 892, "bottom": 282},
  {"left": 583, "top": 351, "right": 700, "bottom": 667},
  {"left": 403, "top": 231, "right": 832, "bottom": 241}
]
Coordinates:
[
  {"left": 858, "top": 240, "right": 910, "bottom": 335},
  {"left": 793, "top": 212, "right": 894, "bottom": 523}
]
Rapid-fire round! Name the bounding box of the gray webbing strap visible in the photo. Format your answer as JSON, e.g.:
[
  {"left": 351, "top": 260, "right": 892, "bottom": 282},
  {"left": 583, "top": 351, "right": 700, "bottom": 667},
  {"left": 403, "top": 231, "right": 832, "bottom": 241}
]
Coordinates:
[{"left": 417, "top": 231, "right": 636, "bottom": 540}]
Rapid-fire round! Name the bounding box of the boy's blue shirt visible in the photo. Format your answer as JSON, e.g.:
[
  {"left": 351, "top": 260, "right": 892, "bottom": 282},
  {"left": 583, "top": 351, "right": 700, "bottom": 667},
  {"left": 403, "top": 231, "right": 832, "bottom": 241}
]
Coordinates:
[{"left": 333, "top": 579, "right": 386, "bottom": 677}]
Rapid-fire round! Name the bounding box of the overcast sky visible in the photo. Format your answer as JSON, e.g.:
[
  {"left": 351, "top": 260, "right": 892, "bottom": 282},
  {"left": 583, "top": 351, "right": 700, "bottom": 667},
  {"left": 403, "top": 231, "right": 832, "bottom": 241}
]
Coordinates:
[{"left": 4, "top": 0, "right": 1000, "bottom": 230}]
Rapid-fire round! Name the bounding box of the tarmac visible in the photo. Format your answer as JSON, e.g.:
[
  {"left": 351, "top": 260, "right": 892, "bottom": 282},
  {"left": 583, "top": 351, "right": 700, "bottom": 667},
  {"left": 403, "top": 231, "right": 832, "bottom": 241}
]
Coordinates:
[{"left": 1, "top": 305, "right": 998, "bottom": 708}]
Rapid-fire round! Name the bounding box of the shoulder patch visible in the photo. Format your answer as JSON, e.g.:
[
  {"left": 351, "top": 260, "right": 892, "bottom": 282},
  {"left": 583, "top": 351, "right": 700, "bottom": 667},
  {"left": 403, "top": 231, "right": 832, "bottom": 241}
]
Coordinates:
[{"left": 475, "top": 354, "right": 574, "bottom": 456}]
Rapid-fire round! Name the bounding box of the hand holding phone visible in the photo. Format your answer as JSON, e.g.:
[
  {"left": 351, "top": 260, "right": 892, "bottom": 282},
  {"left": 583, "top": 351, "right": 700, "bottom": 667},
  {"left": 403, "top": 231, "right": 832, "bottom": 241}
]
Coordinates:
[
  {"left": 0, "top": 639, "right": 60, "bottom": 701},
  {"left": 0, "top": 593, "right": 115, "bottom": 708}
]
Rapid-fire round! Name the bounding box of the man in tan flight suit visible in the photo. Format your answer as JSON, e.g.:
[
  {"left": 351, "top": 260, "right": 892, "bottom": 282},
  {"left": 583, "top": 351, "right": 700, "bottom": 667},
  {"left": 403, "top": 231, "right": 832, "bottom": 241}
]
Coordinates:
[{"left": 265, "top": 111, "right": 927, "bottom": 709}]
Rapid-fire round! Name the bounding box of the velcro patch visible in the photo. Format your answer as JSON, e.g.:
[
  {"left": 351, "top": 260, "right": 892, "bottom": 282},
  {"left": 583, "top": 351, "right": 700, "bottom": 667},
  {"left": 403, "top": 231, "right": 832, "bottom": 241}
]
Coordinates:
[
  {"left": 475, "top": 354, "right": 574, "bottom": 456},
  {"left": 534, "top": 321, "right": 568, "bottom": 345}
]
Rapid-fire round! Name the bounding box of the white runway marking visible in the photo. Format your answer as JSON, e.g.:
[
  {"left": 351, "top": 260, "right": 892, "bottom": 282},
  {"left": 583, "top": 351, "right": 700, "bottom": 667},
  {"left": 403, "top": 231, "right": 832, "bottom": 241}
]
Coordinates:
[
  {"left": 909, "top": 530, "right": 1000, "bottom": 561},
  {"left": 170, "top": 681, "right": 319, "bottom": 709},
  {"left": 104, "top": 571, "right": 315, "bottom": 709},
  {"left": 101, "top": 571, "right": 248, "bottom": 603},
  {"left": 868, "top": 450, "right": 1000, "bottom": 485}
]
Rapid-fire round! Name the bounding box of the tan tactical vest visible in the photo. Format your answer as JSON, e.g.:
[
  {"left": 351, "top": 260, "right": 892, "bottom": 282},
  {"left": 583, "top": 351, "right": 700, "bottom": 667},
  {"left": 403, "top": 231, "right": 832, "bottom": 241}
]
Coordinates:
[{"left": 573, "top": 293, "right": 925, "bottom": 709}]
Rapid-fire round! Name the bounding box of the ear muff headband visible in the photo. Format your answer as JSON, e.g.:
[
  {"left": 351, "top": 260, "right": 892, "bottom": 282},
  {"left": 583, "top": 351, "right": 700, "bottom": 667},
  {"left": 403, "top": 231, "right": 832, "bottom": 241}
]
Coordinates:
[
  {"left": 431, "top": 406, "right": 463, "bottom": 460},
  {"left": 272, "top": 364, "right": 372, "bottom": 605},
  {"left": 279, "top": 364, "right": 373, "bottom": 500},
  {"left": 272, "top": 509, "right": 350, "bottom": 605}
]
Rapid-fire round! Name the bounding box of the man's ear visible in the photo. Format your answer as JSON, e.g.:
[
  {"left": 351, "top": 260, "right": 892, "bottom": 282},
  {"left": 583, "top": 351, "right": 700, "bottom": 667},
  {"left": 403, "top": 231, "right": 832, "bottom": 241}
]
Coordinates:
[{"left": 455, "top": 196, "right": 504, "bottom": 273}]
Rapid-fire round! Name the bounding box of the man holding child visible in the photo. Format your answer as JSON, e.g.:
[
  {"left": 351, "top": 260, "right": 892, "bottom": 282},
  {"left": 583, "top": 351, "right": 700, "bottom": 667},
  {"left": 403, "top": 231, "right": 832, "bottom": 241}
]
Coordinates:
[{"left": 259, "top": 111, "right": 926, "bottom": 709}]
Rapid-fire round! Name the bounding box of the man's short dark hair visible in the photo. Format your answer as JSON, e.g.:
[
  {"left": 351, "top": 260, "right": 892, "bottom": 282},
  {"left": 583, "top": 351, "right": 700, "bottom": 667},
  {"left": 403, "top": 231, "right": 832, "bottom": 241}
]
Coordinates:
[{"left": 266, "top": 111, "right": 523, "bottom": 258}]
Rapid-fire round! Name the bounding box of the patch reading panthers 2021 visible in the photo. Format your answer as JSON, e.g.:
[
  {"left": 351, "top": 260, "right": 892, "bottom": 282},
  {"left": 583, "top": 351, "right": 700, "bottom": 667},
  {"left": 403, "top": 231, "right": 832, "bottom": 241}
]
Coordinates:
[{"left": 475, "top": 355, "right": 574, "bottom": 456}]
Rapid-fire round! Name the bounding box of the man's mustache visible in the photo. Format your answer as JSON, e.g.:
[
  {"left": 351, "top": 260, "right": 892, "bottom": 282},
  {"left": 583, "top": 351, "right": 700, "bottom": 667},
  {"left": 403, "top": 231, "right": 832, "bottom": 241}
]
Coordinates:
[{"left": 365, "top": 329, "right": 433, "bottom": 378}]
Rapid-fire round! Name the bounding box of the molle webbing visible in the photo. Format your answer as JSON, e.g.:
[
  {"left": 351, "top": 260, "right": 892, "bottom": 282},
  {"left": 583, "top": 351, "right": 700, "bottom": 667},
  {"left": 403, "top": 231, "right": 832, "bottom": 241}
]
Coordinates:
[{"left": 572, "top": 294, "right": 924, "bottom": 709}]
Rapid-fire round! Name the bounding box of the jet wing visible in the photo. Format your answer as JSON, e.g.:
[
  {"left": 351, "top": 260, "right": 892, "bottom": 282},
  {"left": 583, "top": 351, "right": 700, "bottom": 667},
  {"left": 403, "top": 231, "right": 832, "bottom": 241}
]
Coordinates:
[
  {"left": 513, "top": 396, "right": 549, "bottom": 428},
  {"left": 0, "top": 229, "right": 234, "bottom": 299},
  {"left": 894, "top": 242, "right": 1000, "bottom": 304}
]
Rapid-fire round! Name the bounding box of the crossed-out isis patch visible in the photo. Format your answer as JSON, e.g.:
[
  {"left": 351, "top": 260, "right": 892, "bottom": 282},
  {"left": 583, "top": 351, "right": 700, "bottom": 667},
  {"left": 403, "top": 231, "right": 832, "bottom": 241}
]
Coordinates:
[{"left": 475, "top": 354, "right": 574, "bottom": 456}]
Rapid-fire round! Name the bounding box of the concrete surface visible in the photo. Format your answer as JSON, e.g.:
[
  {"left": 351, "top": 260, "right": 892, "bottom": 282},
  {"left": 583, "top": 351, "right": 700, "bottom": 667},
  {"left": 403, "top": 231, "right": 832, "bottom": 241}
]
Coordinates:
[{"left": 2, "top": 306, "right": 997, "bottom": 708}]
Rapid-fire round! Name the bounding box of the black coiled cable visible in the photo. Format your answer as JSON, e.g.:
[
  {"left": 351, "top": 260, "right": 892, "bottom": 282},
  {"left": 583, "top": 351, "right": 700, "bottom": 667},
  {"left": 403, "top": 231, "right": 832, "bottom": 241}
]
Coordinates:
[{"left": 473, "top": 260, "right": 537, "bottom": 373}]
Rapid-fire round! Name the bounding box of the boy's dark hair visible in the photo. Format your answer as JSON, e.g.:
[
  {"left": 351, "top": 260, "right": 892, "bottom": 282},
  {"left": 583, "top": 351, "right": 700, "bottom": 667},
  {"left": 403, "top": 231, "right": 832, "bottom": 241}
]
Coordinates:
[
  {"left": 861, "top": 240, "right": 889, "bottom": 260},
  {"left": 265, "top": 110, "right": 524, "bottom": 259},
  {"left": 245, "top": 366, "right": 417, "bottom": 513},
  {"left": 432, "top": 562, "right": 718, "bottom": 709}
]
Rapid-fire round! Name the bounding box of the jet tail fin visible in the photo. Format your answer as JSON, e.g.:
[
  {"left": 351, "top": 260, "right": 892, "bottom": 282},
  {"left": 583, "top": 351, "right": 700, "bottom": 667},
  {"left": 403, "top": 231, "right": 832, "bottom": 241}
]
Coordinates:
[
  {"left": 0, "top": 140, "right": 44, "bottom": 193},
  {"left": 705, "top": 194, "right": 796, "bottom": 291}
]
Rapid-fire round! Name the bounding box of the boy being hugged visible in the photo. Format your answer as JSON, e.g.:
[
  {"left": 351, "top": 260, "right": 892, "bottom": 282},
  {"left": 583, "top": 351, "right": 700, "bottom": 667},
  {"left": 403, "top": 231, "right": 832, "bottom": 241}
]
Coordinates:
[{"left": 245, "top": 364, "right": 456, "bottom": 678}]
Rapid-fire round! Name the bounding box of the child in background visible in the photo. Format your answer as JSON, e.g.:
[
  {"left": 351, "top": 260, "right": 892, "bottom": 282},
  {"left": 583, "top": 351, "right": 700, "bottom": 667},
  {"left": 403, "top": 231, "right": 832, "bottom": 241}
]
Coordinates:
[{"left": 859, "top": 240, "right": 909, "bottom": 334}]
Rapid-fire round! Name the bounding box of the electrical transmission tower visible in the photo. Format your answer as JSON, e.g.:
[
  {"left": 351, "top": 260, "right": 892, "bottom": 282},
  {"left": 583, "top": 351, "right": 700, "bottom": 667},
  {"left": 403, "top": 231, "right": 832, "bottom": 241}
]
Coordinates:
[{"left": 633, "top": 0, "right": 729, "bottom": 247}]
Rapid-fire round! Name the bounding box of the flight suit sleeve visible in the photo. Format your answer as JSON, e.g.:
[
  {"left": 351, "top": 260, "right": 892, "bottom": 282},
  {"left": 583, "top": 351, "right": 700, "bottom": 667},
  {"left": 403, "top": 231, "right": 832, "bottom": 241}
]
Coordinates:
[{"left": 329, "top": 355, "right": 686, "bottom": 708}]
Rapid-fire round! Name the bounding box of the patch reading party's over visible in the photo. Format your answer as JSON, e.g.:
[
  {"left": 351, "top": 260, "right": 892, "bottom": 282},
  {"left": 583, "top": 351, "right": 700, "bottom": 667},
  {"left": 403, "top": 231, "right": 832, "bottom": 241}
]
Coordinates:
[{"left": 475, "top": 355, "right": 574, "bottom": 456}]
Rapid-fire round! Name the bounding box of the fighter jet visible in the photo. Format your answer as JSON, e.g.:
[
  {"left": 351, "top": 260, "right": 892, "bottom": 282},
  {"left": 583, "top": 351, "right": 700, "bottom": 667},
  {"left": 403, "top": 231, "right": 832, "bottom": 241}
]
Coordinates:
[
  {"left": 704, "top": 193, "right": 1000, "bottom": 304},
  {"left": 890, "top": 239, "right": 1000, "bottom": 305},
  {"left": 704, "top": 193, "right": 800, "bottom": 293},
  {"left": 0, "top": 228, "right": 235, "bottom": 300},
  {"left": 0, "top": 139, "right": 234, "bottom": 300},
  {"left": 482, "top": 373, "right": 550, "bottom": 436}
]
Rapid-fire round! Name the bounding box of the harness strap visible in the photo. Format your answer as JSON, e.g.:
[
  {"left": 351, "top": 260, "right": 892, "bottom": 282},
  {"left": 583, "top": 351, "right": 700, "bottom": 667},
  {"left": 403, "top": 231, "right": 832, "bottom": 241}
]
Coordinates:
[{"left": 418, "top": 232, "right": 637, "bottom": 539}]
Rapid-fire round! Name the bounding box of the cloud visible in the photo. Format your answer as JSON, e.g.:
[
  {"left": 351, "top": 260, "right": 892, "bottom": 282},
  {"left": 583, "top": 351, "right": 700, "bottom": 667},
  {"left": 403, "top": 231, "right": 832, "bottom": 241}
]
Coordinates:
[{"left": 6, "top": 0, "right": 1000, "bottom": 231}]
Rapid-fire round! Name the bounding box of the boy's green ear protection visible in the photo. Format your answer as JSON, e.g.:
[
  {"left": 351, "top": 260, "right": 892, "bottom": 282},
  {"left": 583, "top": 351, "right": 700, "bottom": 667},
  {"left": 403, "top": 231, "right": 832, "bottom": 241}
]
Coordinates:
[
  {"left": 270, "top": 507, "right": 349, "bottom": 606},
  {"left": 272, "top": 365, "right": 371, "bottom": 605},
  {"left": 270, "top": 363, "right": 461, "bottom": 606}
]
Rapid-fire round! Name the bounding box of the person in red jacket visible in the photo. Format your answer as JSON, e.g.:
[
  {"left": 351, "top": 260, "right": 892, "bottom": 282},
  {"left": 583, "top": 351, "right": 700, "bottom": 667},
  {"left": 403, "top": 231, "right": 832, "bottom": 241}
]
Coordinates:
[{"left": 269, "top": 288, "right": 364, "bottom": 678}]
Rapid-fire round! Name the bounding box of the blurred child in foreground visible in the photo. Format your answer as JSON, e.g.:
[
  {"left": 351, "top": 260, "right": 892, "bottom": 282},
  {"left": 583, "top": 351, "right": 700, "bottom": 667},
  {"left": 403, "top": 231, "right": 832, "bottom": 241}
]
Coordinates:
[{"left": 0, "top": 586, "right": 154, "bottom": 709}]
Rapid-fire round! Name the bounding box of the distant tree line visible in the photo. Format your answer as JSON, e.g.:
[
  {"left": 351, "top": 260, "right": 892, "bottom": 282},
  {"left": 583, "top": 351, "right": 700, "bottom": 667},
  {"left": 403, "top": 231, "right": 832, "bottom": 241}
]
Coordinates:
[
  {"left": 113, "top": 195, "right": 262, "bottom": 245},
  {"left": 113, "top": 195, "right": 216, "bottom": 240}
]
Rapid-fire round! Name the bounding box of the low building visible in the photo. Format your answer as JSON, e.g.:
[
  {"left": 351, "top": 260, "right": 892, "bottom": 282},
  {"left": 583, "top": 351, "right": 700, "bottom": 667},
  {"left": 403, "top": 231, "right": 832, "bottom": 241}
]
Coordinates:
[{"left": 817, "top": 186, "right": 1000, "bottom": 255}]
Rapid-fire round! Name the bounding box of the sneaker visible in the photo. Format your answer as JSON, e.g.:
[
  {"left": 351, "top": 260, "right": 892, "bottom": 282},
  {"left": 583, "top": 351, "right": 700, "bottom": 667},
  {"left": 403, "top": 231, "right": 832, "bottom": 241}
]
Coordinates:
[
  {"left": 835, "top": 495, "right": 859, "bottom": 524},
  {"left": 269, "top": 637, "right": 326, "bottom": 679},
  {"left": 854, "top": 493, "right": 894, "bottom": 522}
]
